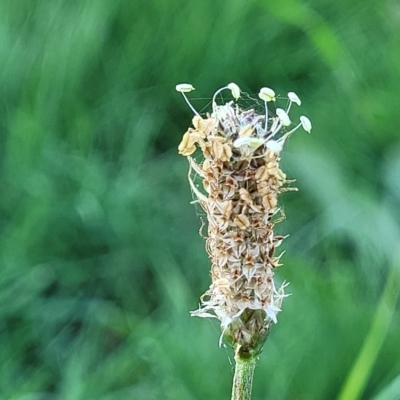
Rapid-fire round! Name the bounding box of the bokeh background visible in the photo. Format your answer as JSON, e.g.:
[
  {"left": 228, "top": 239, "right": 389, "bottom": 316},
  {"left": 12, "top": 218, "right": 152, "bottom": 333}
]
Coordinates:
[{"left": 1, "top": 0, "right": 400, "bottom": 399}]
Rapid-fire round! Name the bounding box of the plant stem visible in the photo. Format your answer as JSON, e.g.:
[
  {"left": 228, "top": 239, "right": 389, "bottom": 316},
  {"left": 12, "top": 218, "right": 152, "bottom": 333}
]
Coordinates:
[
  {"left": 337, "top": 256, "right": 400, "bottom": 400},
  {"left": 231, "top": 355, "right": 256, "bottom": 400}
]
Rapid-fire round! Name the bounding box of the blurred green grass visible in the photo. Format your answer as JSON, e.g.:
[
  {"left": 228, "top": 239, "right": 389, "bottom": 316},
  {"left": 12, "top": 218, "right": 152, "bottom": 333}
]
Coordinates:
[{"left": 0, "top": 0, "right": 399, "bottom": 399}]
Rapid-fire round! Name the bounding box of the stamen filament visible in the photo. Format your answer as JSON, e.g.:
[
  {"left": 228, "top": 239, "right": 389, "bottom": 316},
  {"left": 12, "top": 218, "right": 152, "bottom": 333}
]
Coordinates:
[
  {"left": 276, "top": 122, "right": 302, "bottom": 143},
  {"left": 286, "top": 100, "right": 292, "bottom": 114},
  {"left": 181, "top": 93, "right": 200, "bottom": 116},
  {"left": 264, "top": 101, "right": 269, "bottom": 133},
  {"left": 269, "top": 123, "right": 283, "bottom": 139},
  {"left": 212, "top": 86, "right": 228, "bottom": 113}
]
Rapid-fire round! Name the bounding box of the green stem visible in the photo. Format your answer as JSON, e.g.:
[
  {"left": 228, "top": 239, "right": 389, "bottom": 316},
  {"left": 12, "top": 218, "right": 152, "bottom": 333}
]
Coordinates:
[
  {"left": 337, "top": 259, "right": 400, "bottom": 400},
  {"left": 231, "top": 355, "right": 256, "bottom": 400}
]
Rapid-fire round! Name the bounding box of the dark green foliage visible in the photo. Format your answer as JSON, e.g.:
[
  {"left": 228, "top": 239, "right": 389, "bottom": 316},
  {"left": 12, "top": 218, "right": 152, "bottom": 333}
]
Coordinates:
[{"left": 0, "top": 0, "right": 399, "bottom": 399}]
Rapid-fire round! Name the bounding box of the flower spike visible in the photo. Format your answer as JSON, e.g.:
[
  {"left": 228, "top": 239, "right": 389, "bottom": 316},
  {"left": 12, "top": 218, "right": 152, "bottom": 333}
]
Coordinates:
[{"left": 177, "top": 83, "right": 312, "bottom": 400}]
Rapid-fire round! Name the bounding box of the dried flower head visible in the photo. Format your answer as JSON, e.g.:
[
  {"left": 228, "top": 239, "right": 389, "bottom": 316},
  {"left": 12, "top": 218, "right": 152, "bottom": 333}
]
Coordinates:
[{"left": 177, "top": 83, "right": 311, "bottom": 357}]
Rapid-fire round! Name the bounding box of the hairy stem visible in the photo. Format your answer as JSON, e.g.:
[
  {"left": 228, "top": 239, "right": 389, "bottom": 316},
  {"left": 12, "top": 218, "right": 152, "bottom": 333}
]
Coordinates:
[{"left": 231, "top": 355, "right": 256, "bottom": 400}]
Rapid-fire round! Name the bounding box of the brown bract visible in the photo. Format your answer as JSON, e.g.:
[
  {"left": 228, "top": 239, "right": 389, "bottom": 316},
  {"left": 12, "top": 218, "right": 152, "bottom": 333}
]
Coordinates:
[{"left": 179, "top": 103, "right": 294, "bottom": 357}]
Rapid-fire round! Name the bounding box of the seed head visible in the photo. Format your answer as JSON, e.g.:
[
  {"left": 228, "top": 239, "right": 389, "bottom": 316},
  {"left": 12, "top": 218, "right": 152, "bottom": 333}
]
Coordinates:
[{"left": 177, "top": 83, "right": 311, "bottom": 356}]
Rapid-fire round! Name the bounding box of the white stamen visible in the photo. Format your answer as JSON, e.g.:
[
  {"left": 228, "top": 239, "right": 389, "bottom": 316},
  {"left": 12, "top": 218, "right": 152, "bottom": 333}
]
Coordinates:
[
  {"left": 175, "top": 83, "right": 195, "bottom": 93},
  {"left": 300, "top": 116, "right": 312, "bottom": 133},
  {"left": 259, "top": 88, "right": 275, "bottom": 133},
  {"left": 212, "top": 83, "right": 240, "bottom": 113},
  {"left": 288, "top": 92, "right": 301, "bottom": 106},
  {"left": 233, "top": 137, "right": 265, "bottom": 149},
  {"left": 176, "top": 83, "right": 199, "bottom": 116},
  {"left": 258, "top": 87, "right": 276, "bottom": 102},
  {"left": 227, "top": 83, "right": 241, "bottom": 100},
  {"left": 276, "top": 108, "right": 291, "bottom": 127}
]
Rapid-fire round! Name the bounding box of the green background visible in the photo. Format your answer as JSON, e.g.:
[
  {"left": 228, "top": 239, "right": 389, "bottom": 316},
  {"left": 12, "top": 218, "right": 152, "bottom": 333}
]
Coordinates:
[{"left": 1, "top": 0, "right": 399, "bottom": 399}]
